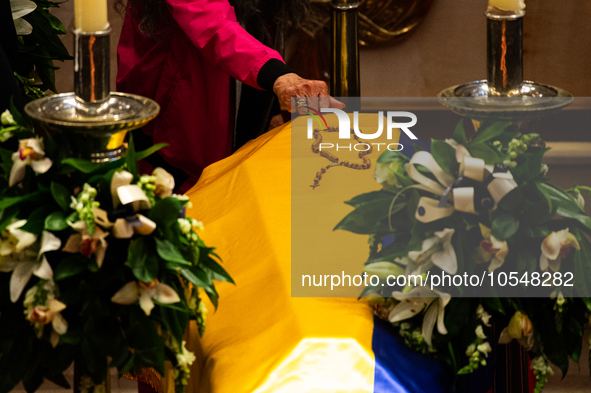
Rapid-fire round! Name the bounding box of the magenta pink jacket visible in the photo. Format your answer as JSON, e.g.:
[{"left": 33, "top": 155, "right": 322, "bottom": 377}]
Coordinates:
[{"left": 117, "top": 0, "right": 284, "bottom": 181}]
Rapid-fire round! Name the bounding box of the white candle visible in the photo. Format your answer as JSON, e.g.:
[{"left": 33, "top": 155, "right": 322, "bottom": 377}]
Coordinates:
[
  {"left": 74, "top": 0, "right": 109, "bottom": 32},
  {"left": 488, "top": 0, "right": 525, "bottom": 12}
]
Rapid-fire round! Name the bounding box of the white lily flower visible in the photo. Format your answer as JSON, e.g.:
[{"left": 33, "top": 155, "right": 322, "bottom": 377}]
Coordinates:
[
  {"left": 10, "top": 0, "right": 36, "bottom": 35},
  {"left": 27, "top": 298, "right": 68, "bottom": 347},
  {"left": 389, "top": 287, "right": 451, "bottom": 346},
  {"left": 176, "top": 340, "right": 196, "bottom": 369},
  {"left": 477, "top": 224, "right": 509, "bottom": 272},
  {"left": 153, "top": 167, "right": 175, "bottom": 198},
  {"left": 62, "top": 221, "right": 109, "bottom": 268},
  {"left": 475, "top": 325, "right": 487, "bottom": 339},
  {"left": 477, "top": 342, "right": 492, "bottom": 358},
  {"left": 0, "top": 227, "right": 60, "bottom": 302},
  {"left": 0, "top": 219, "right": 37, "bottom": 256},
  {"left": 111, "top": 280, "right": 181, "bottom": 316},
  {"left": 540, "top": 228, "right": 580, "bottom": 272},
  {"left": 408, "top": 228, "right": 457, "bottom": 275},
  {"left": 9, "top": 138, "right": 52, "bottom": 187},
  {"left": 1, "top": 110, "right": 15, "bottom": 126},
  {"left": 476, "top": 304, "right": 492, "bottom": 327}
]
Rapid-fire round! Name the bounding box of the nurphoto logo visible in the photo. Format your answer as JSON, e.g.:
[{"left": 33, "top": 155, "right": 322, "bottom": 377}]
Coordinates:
[{"left": 305, "top": 108, "right": 419, "bottom": 152}]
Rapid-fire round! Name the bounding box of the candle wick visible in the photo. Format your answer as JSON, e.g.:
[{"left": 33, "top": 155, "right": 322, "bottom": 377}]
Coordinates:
[
  {"left": 501, "top": 20, "right": 507, "bottom": 89},
  {"left": 89, "top": 36, "right": 96, "bottom": 102}
]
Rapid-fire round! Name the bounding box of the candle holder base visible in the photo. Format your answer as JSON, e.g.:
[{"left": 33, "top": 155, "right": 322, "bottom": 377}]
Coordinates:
[
  {"left": 25, "top": 92, "right": 160, "bottom": 163},
  {"left": 438, "top": 80, "right": 573, "bottom": 122}
]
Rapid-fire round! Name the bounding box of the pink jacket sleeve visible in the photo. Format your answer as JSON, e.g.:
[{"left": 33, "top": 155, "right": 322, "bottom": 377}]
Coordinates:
[{"left": 166, "top": 0, "right": 285, "bottom": 89}]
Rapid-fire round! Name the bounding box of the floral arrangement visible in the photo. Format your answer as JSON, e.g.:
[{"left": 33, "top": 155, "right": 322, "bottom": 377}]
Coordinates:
[
  {"left": 337, "top": 120, "right": 591, "bottom": 392},
  {"left": 0, "top": 107, "right": 232, "bottom": 393},
  {"left": 10, "top": 0, "right": 72, "bottom": 99}
]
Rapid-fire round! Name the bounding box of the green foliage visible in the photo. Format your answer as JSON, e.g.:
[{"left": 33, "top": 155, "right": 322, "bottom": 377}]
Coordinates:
[
  {"left": 17, "top": 0, "right": 72, "bottom": 94},
  {"left": 0, "top": 108, "right": 229, "bottom": 388},
  {"left": 337, "top": 120, "right": 591, "bottom": 387}
]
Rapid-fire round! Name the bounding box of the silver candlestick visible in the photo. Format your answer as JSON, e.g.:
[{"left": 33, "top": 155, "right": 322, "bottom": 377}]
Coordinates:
[
  {"left": 438, "top": 4, "right": 572, "bottom": 122},
  {"left": 24, "top": 27, "right": 159, "bottom": 163}
]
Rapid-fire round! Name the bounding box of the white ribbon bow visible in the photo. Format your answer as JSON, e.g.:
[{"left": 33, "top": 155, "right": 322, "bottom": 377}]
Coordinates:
[{"left": 407, "top": 150, "right": 517, "bottom": 223}]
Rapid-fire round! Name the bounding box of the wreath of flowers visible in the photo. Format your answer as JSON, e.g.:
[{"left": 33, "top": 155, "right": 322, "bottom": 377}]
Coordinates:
[
  {"left": 0, "top": 106, "right": 232, "bottom": 393},
  {"left": 337, "top": 120, "right": 591, "bottom": 392}
]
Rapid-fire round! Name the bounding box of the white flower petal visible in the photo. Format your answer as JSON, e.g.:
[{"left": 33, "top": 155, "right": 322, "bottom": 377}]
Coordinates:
[
  {"left": 541, "top": 232, "right": 562, "bottom": 260},
  {"left": 9, "top": 155, "right": 27, "bottom": 187},
  {"left": 48, "top": 299, "right": 67, "bottom": 313},
  {"left": 436, "top": 299, "right": 449, "bottom": 335},
  {"left": 30, "top": 157, "right": 52, "bottom": 174},
  {"left": 548, "top": 257, "right": 561, "bottom": 273},
  {"left": 432, "top": 243, "right": 457, "bottom": 275},
  {"left": 68, "top": 221, "right": 87, "bottom": 232},
  {"left": 39, "top": 231, "right": 61, "bottom": 256},
  {"left": 10, "top": 0, "right": 37, "bottom": 19},
  {"left": 111, "top": 282, "right": 140, "bottom": 305},
  {"left": 139, "top": 291, "right": 155, "bottom": 316},
  {"left": 14, "top": 18, "right": 33, "bottom": 35},
  {"left": 388, "top": 298, "right": 430, "bottom": 323},
  {"left": 422, "top": 303, "right": 438, "bottom": 346},
  {"left": 151, "top": 283, "right": 181, "bottom": 304},
  {"left": 94, "top": 238, "right": 108, "bottom": 268},
  {"left": 488, "top": 256, "right": 505, "bottom": 273},
  {"left": 539, "top": 254, "right": 550, "bottom": 272},
  {"left": 10, "top": 260, "right": 36, "bottom": 302},
  {"left": 62, "top": 234, "right": 83, "bottom": 253},
  {"left": 52, "top": 312, "right": 68, "bottom": 336},
  {"left": 50, "top": 331, "right": 60, "bottom": 348},
  {"left": 33, "top": 256, "right": 53, "bottom": 280},
  {"left": 111, "top": 170, "right": 134, "bottom": 207},
  {"left": 12, "top": 228, "right": 37, "bottom": 253}
]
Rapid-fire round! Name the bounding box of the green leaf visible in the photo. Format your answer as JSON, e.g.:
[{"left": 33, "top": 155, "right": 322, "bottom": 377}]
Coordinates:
[
  {"left": 358, "top": 282, "right": 385, "bottom": 299},
  {"left": 51, "top": 182, "right": 71, "bottom": 210},
  {"left": 180, "top": 266, "right": 218, "bottom": 308},
  {"left": 126, "top": 238, "right": 159, "bottom": 283},
  {"left": 155, "top": 238, "right": 191, "bottom": 266},
  {"left": 45, "top": 211, "right": 69, "bottom": 231},
  {"left": 534, "top": 182, "right": 553, "bottom": 214},
  {"left": 470, "top": 122, "right": 510, "bottom": 144},
  {"left": 20, "top": 206, "right": 49, "bottom": 234},
  {"left": 127, "top": 307, "right": 165, "bottom": 375},
  {"left": 149, "top": 198, "right": 182, "bottom": 228},
  {"left": 453, "top": 120, "right": 467, "bottom": 145},
  {"left": 180, "top": 266, "right": 210, "bottom": 288},
  {"left": 526, "top": 148, "right": 547, "bottom": 179},
  {"left": 335, "top": 192, "right": 408, "bottom": 234},
  {"left": 61, "top": 158, "right": 99, "bottom": 173},
  {"left": 539, "top": 182, "right": 591, "bottom": 232},
  {"left": 515, "top": 247, "right": 537, "bottom": 276},
  {"left": 0, "top": 191, "right": 46, "bottom": 210},
  {"left": 135, "top": 143, "right": 169, "bottom": 161},
  {"left": 467, "top": 143, "right": 501, "bottom": 165},
  {"left": 201, "top": 256, "right": 234, "bottom": 284},
  {"left": 159, "top": 306, "right": 189, "bottom": 347},
  {"left": 431, "top": 139, "right": 459, "bottom": 175},
  {"left": 491, "top": 213, "right": 519, "bottom": 240},
  {"left": 0, "top": 207, "right": 20, "bottom": 232},
  {"left": 54, "top": 256, "right": 88, "bottom": 281}
]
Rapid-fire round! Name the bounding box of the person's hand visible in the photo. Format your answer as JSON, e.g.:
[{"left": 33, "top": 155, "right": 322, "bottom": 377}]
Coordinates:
[{"left": 272, "top": 73, "right": 345, "bottom": 114}]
